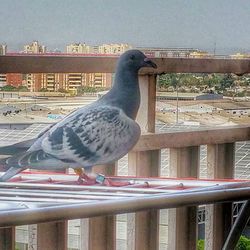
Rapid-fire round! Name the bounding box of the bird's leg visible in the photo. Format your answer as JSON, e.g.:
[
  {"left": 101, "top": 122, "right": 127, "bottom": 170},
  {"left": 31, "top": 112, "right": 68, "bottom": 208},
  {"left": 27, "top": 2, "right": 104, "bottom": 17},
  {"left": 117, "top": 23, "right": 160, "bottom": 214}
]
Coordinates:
[
  {"left": 74, "top": 167, "right": 97, "bottom": 185},
  {"left": 73, "top": 168, "right": 126, "bottom": 186}
]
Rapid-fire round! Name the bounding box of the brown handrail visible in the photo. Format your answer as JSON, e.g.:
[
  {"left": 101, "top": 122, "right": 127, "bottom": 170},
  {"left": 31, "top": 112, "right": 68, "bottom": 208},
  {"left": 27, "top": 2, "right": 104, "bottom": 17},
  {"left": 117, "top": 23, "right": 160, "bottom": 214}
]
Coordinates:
[{"left": 1, "top": 55, "right": 250, "bottom": 74}]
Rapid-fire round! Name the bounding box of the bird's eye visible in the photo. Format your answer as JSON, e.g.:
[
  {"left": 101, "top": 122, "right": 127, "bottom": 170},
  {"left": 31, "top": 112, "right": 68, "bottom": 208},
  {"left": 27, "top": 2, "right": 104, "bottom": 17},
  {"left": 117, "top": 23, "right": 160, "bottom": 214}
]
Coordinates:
[{"left": 130, "top": 55, "right": 135, "bottom": 60}]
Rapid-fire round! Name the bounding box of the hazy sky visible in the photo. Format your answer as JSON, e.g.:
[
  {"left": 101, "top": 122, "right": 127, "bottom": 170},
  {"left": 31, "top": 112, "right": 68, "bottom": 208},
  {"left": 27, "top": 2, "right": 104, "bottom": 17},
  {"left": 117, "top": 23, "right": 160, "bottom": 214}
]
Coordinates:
[{"left": 1, "top": 0, "right": 250, "bottom": 53}]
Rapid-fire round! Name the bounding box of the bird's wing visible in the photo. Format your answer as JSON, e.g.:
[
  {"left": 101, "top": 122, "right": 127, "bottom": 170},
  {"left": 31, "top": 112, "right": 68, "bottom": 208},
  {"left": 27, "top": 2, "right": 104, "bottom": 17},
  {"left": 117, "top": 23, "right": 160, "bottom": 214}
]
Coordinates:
[
  {"left": 41, "top": 105, "right": 141, "bottom": 167},
  {"left": 0, "top": 124, "right": 54, "bottom": 155},
  {"left": 0, "top": 139, "right": 35, "bottom": 155}
]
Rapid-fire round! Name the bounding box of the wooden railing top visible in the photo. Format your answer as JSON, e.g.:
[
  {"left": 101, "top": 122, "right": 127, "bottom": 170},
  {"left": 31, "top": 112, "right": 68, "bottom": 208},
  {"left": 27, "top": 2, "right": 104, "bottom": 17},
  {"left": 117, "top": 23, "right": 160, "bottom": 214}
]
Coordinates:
[
  {"left": 133, "top": 125, "right": 250, "bottom": 151},
  {"left": 0, "top": 55, "right": 250, "bottom": 74}
]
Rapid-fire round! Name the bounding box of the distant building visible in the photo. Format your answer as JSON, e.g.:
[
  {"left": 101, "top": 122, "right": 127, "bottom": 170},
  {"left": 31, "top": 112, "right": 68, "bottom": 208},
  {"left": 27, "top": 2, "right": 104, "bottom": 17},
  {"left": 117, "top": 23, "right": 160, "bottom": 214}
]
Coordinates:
[
  {"left": 23, "top": 41, "right": 46, "bottom": 53},
  {"left": 0, "top": 74, "right": 6, "bottom": 87},
  {"left": 66, "top": 43, "right": 91, "bottom": 54},
  {"left": 0, "top": 45, "right": 7, "bottom": 87},
  {"left": 86, "top": 73, "right": 112, "bottom": 88},
  {"left": 137, "top": 47, "right": 208, "bottom": 58},
  {"left": 41, "top": 73, "right": 65, "bottom": 92},
  {"left": 64, "top": 73, "right": 87, "bottom": 92},
  {"left": 0, "top": 44, "right": 7, "bottom": 55},
  {"left": 230, "top": 53, "right": 250, "bottom": 59},
  {"left": 6, "top": 74, "right": 23, "bottom": 87},
  {"left": 26, "top": 74, "right": 42, "bottom": 92},
  {"left": 98, "top": 43, "right": 131, "bottom": 54}
]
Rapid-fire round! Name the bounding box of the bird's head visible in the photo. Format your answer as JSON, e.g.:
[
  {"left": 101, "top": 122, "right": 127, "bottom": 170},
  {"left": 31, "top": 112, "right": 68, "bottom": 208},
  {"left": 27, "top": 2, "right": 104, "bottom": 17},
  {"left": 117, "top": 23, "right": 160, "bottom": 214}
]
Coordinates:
[{"left": 117, "top": 50, "right": 157, "bottom": 72}]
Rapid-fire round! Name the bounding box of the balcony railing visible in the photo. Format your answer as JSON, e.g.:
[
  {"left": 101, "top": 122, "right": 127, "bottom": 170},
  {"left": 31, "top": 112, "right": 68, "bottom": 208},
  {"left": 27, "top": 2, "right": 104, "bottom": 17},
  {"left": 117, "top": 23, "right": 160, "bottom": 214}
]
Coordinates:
[{"left": 1, "top": 55, "right": 250, "bottom": 250}]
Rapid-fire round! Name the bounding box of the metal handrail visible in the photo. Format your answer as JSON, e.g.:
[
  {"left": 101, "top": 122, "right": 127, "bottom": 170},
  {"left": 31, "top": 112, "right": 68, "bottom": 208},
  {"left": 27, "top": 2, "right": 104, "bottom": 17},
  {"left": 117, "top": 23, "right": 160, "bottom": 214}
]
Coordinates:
[{"left": 1, "top": 184, "right": 250, "bottom": 227}]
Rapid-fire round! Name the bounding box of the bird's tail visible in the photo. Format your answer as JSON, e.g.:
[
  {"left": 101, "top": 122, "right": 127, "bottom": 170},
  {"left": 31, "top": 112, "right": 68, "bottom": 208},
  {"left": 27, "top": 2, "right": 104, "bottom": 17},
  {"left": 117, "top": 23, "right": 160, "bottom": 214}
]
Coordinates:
[
  {"left": 0, "top": 151, "right": 38, "bottom": 182},
  {"left": 0, "top": 150, "right": 70, "bottom": 182},
  {"left": 0, "top": 167, "right": 24, "bottom": 182},
  {"left": 0, "top": 153, "right": 26, "bottom": 181}
]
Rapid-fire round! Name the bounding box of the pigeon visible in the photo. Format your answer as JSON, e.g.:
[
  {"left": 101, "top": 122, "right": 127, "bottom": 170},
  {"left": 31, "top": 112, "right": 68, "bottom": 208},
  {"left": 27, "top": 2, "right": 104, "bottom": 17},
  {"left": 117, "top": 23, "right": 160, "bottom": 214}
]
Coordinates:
[{"left": 0, "top": 50, "right": 157, "bottom": 182}]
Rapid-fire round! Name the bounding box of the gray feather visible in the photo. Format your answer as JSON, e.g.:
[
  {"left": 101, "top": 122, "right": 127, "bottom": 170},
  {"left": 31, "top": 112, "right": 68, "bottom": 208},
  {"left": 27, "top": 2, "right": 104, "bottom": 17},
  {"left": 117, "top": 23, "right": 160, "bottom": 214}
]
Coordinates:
[{"left": 0, "top": 167, "right": 23, "bottom": 182}]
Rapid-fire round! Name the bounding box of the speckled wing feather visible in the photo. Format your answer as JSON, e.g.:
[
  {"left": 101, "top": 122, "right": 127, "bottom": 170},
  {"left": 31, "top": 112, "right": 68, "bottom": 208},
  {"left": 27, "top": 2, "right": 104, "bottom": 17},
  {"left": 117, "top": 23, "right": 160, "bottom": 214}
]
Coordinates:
[{"left": 41, "top": 105, "right": 141, "bottom": 168}]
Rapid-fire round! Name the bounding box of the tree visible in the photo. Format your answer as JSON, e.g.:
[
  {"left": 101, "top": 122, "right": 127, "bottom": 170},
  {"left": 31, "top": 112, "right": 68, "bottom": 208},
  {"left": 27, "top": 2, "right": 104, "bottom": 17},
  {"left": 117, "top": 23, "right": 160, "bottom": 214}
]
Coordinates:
[
  {"left": 219, "top": 74, "right": 235, "bottom": 90},
  {"left": 76, "top": 86, "right": 108, "bottom": 95},
  {"left": 0, "top": 85, "right": 17, "bottom": 91},
  {"left": 58, "top": 88, "right": 69, "bottom": 93},
  {"left": 17, "top": 85, "right": 29, "bottom": 92},
  {"left": 158, "top": 73, "right": 179, "bottom": 89},
  {"left": 39, "top": 88, "right": 48, "bottom": 92}
]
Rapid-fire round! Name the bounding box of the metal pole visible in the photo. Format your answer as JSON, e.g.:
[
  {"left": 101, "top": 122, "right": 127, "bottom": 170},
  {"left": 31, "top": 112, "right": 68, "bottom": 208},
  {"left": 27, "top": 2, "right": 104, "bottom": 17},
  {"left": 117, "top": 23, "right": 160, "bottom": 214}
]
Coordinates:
[
  {"left": 1, "top": 187, "right": 250, "bottom": 228},
  {"left": 222, "top": 200, "right": 250, "bottom": 250}
]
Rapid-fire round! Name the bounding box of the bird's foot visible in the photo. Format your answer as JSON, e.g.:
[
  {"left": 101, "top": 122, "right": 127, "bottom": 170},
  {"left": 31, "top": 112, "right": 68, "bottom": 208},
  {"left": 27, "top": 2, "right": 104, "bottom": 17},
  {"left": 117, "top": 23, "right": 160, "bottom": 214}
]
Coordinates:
[
  {"left": 74, "top": 168, "right": 127, "bottom": 186},
  {"left": 98, "top": 175, "right": 129, "bottom": 187},
  {"left": 79, "top": 173, "right": 118, "bottom": 186},
  {"left": 74, "top": 168, "right": 97, "bottom": 185},
  {"left": 77, "top": 173, "right": 97, "bottom": 185}
]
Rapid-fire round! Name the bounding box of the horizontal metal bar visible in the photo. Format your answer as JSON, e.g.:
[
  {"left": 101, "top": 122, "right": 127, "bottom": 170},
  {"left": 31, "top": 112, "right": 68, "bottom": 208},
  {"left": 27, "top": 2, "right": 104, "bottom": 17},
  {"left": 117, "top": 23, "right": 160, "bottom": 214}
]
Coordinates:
[
  {"left": 1, "top": 55, "right": 250, "bottom": 74},
  {"left": 0, "top": 196, "right": 93, "bottom": 203},
  {"left": 0, "top": 181, "right": 168, "bottom": 194},
  {"left": 1, "top": 186, "right": 250, "bottom": 227},
  {"left": 1, "top": 173, "right": 243, "bottom": 188},
  {"left": 0, "top": 187, "right": 147, "bottom": 197},
  {"left": 0, "top": 180, "right": 247, "bottom": 204},
  {"left": 0, "top": 189, "right": 143, "bottom": 200}
]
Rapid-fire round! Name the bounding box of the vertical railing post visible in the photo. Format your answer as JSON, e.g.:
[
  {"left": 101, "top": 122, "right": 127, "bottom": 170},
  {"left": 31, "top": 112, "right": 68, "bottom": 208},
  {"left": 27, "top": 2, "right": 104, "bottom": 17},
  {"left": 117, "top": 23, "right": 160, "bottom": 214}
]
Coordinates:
[
  {"left": 80, "top": 163, "right": 116, "bottom": 250},
  {"left": 35, "top": 221, "right": 67, "bottom": 250},
  {"left": 205, "top": 143, "right": 235, "bottom": 250},
  {"left": 0, "top": 227, "right": 15, "bottom": 250},
  {"left": 168, "top": 146, "right": 200, "bottom": 250},
  {"left": 127, "top": 75, "right": 160, "bottom": 250}
]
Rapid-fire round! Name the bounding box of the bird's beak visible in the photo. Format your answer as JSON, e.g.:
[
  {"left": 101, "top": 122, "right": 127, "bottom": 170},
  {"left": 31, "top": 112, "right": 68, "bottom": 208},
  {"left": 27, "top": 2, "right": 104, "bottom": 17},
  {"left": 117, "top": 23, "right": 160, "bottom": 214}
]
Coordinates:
[{"left": 143, "top": 57, "right": 157, "bottom": 68}]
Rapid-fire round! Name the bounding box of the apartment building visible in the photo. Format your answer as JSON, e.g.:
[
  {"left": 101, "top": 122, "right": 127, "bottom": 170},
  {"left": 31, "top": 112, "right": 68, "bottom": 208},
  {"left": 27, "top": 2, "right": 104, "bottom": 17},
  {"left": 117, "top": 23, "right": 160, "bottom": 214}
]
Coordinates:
[
  {"left": 26, "top": 74, "right": 42, "bottom": 92},
  {"left": 137, "top": 47, "right": 207, "bottom": 58},
  {"left": 98, "top": 43, "right": 132, "bottom": 54},
  {"left": 64, "top": 73, "right": 87, "bottom": 91},
  {"left": 0, "top": 74, "right": 6, "bottom": 87},
  {"left": 23, "top": 41, "right": 46, "bottom": 54},
  {"left": 6, "top": 74, "right": 23, "bottom": 87},
  {"left": 0, "top": 44, "right": 7, "bottom": 87},
  {"left": 41, "top": 73, "right": 65, "bottom": 92},
  {"left": 0, "top": 44, "right": 7, "bottom": 55},
  {"left": 66, "top": 43, "right": 91, "bottom": 54}
]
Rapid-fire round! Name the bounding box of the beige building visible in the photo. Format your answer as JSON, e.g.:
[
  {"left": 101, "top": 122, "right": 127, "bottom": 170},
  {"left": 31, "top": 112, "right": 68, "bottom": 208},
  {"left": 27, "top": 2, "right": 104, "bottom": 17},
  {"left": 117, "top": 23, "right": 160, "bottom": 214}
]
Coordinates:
[
  {"left": 66, "top": 43, "right": 91, "bottom": 54},
  {"left": 98, "top": 43, "right": 131, "bottom": 54},
  {"left": 24, "top": 41, "right": 46, "bottom": 54},
  {"left": 0, "top": 74, "right": 6, "bottom": 87},
  {"left": 137, "top": 47, "right": 207, "bottom": 58},
  {"left": 26, "top": 74, "right": 42, "bottom": 92},
  {"left": 0, "top": 44, "right": 7, "bottom": 55},
  {"left": 64, "top": 73, "right": 87, "bottom": 91},
  {"left": 41, "top": 73, "right": 65, "bottom": 92},
  {"left": 0, "top": 44, "right": 7, "bottom": 87}
]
